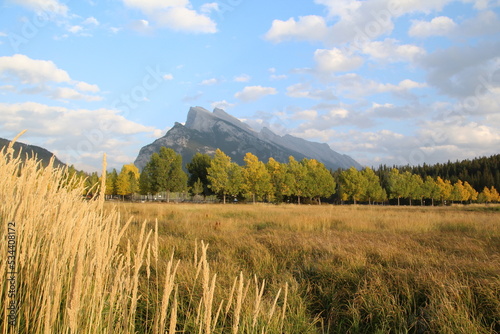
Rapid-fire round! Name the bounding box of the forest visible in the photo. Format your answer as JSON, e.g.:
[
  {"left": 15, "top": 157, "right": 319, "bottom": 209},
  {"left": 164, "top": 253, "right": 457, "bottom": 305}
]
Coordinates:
[{"left": 72, "top": 148, "right": 500, "bottom": 205}]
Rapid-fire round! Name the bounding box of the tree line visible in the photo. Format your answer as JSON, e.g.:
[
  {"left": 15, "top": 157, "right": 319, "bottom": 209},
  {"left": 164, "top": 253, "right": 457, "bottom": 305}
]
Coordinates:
[{"left": 98, "top": 147, "right": 499, "bottom": 205}]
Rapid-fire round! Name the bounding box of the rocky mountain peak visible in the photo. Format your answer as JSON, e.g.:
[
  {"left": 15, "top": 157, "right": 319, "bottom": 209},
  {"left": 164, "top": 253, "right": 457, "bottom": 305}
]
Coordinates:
[{"left": 134, "top": 107, "right": 362, "bottom": 171}]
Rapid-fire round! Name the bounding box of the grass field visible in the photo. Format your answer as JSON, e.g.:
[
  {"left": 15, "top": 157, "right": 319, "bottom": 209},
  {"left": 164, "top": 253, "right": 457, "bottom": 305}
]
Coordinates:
[
  {"left": 109, "top": 202, "right": 500, "bottom": 333},
  {"left": 1, "top": 144, "right": 499, "bottom": 333}
]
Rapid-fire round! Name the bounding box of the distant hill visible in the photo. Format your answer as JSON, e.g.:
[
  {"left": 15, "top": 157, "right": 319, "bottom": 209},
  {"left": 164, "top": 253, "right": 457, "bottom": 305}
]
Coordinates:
[
  {"left": 134, "top": 106, "right": 362, "bottom": 171},
  {"left": 0, "top": 138, "right": 65, "bottom": 168}
]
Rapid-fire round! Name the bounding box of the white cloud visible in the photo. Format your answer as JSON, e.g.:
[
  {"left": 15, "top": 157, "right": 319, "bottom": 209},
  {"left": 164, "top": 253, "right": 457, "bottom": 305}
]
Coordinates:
[
  {"left": 264, "top": 15, "right": 329, "bottom": 43},
  {"left": 211, "top": 100, "right": 235, "bottom": 110},
  {"left": 122, "top": 0, "right": 217, "bottom": 33},
  {"left": 0, "top": 102, "right": 160, "bottom": 171},
  {"left": 362, "top": 38, "right": 426, "bottom": 62},
  {"left": 152, "top": 6, "right": 217, "bottom": 33},
  {"left": 200, "top": 2, "right": 219, "bottom": 14},
  {"left": 0, "top": 54, "right": 101, "bottom": 101},
  {"left": 0, "top": 54, "right": 70, "bottom": 84},
  {"left": 10, "top": 0, "right": 68, "bottom": 15},
  {"left": 292, "top": 109, "right": 318, "bottom": 120},
  {"left": 83, "top": 17, "right": 99, "bottom": 26},
  {"left": 409, "top": 16, "right": 457, "bottom": 37},
  {"left": 234, "top": 86, "right": 278, "bottom": 102},
  {"left": 286, "top": 82, "right": 337, "bottom": 100},
  {"left": 200, "top": 78, "right": 218, "bottom": 86},
  {"left": 163, "top": 73, "right": 174, "bottom": 80},
  {"left": 314, "top": 48, "right": 364, "bottom": 73},
  {"left": 49, "top": 87, "right": 103, "bottom": 101},
  {"left": 234, "top": 74, "right": 251, "bottom": 82},
  {"left": 68, "top": 25, "right": 83, "bottom": 34},
  {"left": 75, "top": 81, "right": 100, "bottom": 92}
]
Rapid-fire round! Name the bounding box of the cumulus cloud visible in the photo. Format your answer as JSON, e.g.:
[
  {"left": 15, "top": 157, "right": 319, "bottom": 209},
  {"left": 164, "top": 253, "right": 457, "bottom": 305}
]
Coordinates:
[
  {"left": 234, "top": 86, "right": 277, "bottom": 102},
  {"left": 264, "top": 15, "right": 329, "bottom": 43},
  {"left": 200, "top": 78, "right": 218, "bottom": 85},
  {"left": 361, "top": 38, "right": 426, "bottom": 63},
  {"left": 409, "top": 16, "right": 457, "bottom": 37},
  {"left": 0, "top": 102, "right": 160, "bottom": 171},
  {"left": 314, "top": 48, "right": 364, "bottom": 73},
  {"left": 234, "top": 74, "right": 251, "bottom": 82},
  {"left": 0, "top": 54, "right": 70, "bottom": 84},
  {"left": 211, "top": 100, "right": 235, "bottom": 110},
  {"left": 0, "top": 54, "right": 101, "bottom": 101},
  {"left": 122, "top": 0, "right": 217, "bottom": 33},
  {"left": 286, "top": 82, "right": 337, "bottom": 100},
  {"left": 10, "top": 0, "right": 68, "bottom": 15}
]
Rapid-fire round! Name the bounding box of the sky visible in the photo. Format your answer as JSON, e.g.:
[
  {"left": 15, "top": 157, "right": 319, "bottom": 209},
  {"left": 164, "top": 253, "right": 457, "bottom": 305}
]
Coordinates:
[{"left": 1, "top": 0, "right": 500, "bottom": 172}]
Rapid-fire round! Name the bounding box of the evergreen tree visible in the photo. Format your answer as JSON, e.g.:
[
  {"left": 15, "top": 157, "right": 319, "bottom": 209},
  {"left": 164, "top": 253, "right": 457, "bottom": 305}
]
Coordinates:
[
  {"left": 186, "top": 153, "right": 213, "bottom": 197},
  {"left": 146, "top": 147, "right": 187, "bottom": 202}
]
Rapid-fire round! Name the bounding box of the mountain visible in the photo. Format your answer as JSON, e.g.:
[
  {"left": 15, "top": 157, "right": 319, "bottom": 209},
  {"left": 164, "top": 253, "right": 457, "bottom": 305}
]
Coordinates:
[
  {"left": 134, "top": 106, "right": 362, "bottom": 171},
  {"left": 0, "top": 138, "right": 65, "bottom": 168}
]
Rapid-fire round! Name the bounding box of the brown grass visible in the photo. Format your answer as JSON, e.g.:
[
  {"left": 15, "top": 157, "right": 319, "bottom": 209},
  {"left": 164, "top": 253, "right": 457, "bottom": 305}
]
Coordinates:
[{"left": 109, "top": 202, "right": 500, "bottom": 333}]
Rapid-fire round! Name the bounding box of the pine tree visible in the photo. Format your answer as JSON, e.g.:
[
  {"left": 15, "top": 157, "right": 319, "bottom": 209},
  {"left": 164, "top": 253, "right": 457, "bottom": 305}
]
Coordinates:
[
  {"left": 186, "top": 153, "right": 213, "bottom": 197},
  {"left": 145, "top": 147, "right": 187, "bottom": 202}
]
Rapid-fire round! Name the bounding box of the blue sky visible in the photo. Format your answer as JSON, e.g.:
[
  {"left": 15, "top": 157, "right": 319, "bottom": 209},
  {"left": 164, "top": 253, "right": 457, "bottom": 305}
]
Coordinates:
[{"left": 1, "top": 0, "right": 500, "bottom": 172}]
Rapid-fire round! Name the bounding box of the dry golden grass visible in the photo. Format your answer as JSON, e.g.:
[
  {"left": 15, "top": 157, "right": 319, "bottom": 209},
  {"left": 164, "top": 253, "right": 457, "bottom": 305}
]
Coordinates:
[
  {"left": 0, "top": 144, "right": 287, "bottom": 334},
  {"left": 109, "top": 202, "right": 500, "bottom": 333}
]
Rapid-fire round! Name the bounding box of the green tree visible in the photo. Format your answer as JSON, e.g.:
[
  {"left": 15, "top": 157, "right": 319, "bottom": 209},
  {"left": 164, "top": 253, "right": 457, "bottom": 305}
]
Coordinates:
[
  {"left": 227, "top": 162, "right": 244, "bottom": 202},
  {"left": 408, "top": 174, "right": 424, "bottom": 206},
  {"left": 207, "top": 149, "right": 233, "bottom": 204},
  {"left": 242, "top": 152, "right": 272, "bottom": 203},
  {"left": 302, "top": 158, "right": 336, "bottom": 204},
  {"left": 340, "top": 167, "right": 367, "bottom": 204},
  {"left": 422, "top": 176, "right": 440, "bottom": 206},
  {"left": 266, "top": 157, "right": 292, "bottom": 203},
  {"left": 388, "top": 169, "right": 406, "bottom": 206},
  {"left": 105, "top": 169, "right": 118, "bottom": 199},
  {"left": 186, "top": 153, "right": 213, "bottom": 197},
  {"left": 139, "top": 164, "right": 152, "bottom": 196},
  {"left": 146, "top": 147, "right": 187, "bottom": 202},
  {"left": 191, "top": 178, "right": 204, "bottom": 199},
  {"left": 287, "top": 156, "right": 307, "bottom": 204},
  {"left": 361, "top": 167, "right": 384, "bottom": 205}
]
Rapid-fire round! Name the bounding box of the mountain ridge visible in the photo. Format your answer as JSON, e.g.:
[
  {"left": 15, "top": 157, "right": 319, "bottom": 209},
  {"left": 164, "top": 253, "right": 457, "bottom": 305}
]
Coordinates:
[
  {"left": 134, "top": 107, "right": 362, "bottom": 171},
  {"left": 0, "top": 137, "right": 65, "bottom": 168}
]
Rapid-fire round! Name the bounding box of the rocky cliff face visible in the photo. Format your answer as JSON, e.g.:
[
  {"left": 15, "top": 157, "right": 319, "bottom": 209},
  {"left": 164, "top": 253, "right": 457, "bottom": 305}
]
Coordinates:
[{"left": 134, "top": 107, "right": 362, "bottom": 170}]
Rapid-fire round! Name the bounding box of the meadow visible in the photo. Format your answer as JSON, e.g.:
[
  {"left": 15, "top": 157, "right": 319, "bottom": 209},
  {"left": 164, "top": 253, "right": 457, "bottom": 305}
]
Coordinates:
[
  {"left": 1, "top": 143, "right": 499, "bottom": 333},
  {"left": 110, "top": 202, "right": 500, "bottom": 333}
]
